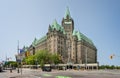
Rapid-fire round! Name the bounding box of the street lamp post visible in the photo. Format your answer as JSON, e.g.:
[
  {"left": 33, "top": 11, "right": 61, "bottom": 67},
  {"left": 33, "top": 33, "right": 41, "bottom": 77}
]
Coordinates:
[
  {"left": 20, "top": 56, "right": 22, "bottom": 75},
  {"left": 67, "top": 39, "right": 72, "bottom": 69},
  {"left": 35, "top": 58, "right": 38, "bottom": 69}
]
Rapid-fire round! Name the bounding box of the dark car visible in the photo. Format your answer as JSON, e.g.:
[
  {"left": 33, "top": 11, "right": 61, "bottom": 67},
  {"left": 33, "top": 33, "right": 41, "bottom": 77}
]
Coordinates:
[
  {"left": 42, "top": 64, "right": 52, "bottom": 72},
  {"left": 0, "top": 64, "right": 3, "bottom": 72}
]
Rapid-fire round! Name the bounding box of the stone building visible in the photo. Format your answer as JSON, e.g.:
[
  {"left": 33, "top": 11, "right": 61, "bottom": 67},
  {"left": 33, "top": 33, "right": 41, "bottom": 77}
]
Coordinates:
[{"left": 16, "top": 7, "right": 97, "bottom": 65}]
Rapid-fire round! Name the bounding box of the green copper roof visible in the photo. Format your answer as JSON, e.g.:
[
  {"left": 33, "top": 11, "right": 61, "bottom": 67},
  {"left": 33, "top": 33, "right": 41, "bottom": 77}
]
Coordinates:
[
  {"left": 64, "top": 7, "right": 71, "bottom": 19},
  {"left": 72, "top": 30, "right": 77, "bottom": 36},
  {"left": 32, "top": 38, "right": 37, "bottom": 46},
  {"left": 32, "top": 36, "right": 47, "bottom": 46},
  {"left": 50, "top": 20, "right": 66, "bottom": 34},
  {"left": 77, "top": 31, "right": 82, "bottom": 41},
  {"left": 24, "top": 46, "right": 28, "bottom": 52},
  {"left": 73, "top": 30, "right": 94, "bottom": 45},
  {"left": 37, "top": 36, "right": 47, "bottom": 44},
  {"left": 52, "top": 19, "right": 59, "bottom": 31}
]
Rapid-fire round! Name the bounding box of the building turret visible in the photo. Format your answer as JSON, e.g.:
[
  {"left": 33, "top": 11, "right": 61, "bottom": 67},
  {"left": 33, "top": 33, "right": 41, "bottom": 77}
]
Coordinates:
[{"left": 62, "top": 7, "right": 74, "bottom": 39}]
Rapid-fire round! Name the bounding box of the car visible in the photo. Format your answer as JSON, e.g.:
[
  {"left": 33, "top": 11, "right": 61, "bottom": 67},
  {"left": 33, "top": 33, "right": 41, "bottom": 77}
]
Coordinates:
[
  {"left": 42, "top": 66, "right": 51, "bottom": 72},
  {"left": 0, "top": 64, "right": 3, "bottom": 72},
  {"left": 42, "top": 64, "right": 52, "bottom": 72}
]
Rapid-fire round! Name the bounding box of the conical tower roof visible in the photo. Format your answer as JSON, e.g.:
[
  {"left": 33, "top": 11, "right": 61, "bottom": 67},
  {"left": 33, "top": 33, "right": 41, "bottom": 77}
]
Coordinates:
[{"left": 64, "top": 7, "right": 71, "bottom": 19}]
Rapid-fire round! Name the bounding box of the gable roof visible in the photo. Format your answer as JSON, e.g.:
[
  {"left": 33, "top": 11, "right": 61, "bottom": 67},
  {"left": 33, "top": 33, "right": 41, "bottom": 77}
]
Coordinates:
[
  {"left": 32, "top": 36, "right": 47, "bottom": 46},
  {"left": 73, "top": 30, "right": 94, "bottom": 45},
  {"left": 50, "top": 20, "right": 66, "bottom": 34}
]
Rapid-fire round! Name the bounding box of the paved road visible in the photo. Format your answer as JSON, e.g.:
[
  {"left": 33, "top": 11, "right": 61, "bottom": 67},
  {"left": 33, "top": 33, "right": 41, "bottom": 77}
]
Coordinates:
[
  {"left": 35, "top": 69, "right": 120, "bottom": 78},
  {"left": 0, "top": 68, "right": 120, "bottom": 78}
]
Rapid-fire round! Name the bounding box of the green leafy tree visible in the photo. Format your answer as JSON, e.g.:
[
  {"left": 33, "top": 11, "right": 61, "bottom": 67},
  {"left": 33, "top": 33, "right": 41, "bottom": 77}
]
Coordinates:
[
  {"left": 99, "top": 65, "right": 118, "bottom": 69},
  {"left": 40, "top": 59, "right": 44, "bottom": 68},
  {"left": 35, "top": 50, "right": 62, "bottom": 67},
  {"left": 51, "top": 54, "right": 61, "bottom": 64},
  {"left": 23, "top": 55, "right": 35, "bottom": 65},
  {"left": 4, "top": 61, "right": 17, "bottom": 67},
  {"left": 35, "top": 50, "right": 51, "bottom": 64},
  {"left": 23, "top": 50, "right": 62, "bottom": 67}
]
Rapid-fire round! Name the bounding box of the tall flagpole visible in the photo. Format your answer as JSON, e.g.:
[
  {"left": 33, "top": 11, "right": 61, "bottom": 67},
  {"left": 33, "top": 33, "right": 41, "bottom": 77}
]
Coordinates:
[
  {"left": 17, "top": 40, "right": 19, "bottom": 54},
  {"left": 5, "top": 54, "right": 8, "bottom": 69},
  {"left": 17, "top": 40, "right": 22, "bottom": 75},
  {"left": 17, "top": 40, "right": 20, "bottom": 73}
]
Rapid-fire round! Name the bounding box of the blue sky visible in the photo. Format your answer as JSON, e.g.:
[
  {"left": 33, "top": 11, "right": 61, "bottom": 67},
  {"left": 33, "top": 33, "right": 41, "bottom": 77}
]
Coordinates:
[{"left": 0, "top": 0, "right": 120, "bottom": 66}]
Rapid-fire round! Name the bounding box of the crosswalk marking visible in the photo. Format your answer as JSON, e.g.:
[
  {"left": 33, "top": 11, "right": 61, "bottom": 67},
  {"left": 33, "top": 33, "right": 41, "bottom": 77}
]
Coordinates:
[
  {"left": 56, "top": 76, "right": 71, "bottom": 78},
  {"left": 42, "top": 74, "right": 52, "bottom": 77}
]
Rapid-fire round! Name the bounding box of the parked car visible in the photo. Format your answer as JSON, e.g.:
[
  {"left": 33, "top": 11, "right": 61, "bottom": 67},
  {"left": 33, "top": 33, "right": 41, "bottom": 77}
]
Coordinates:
[
  {"left": 0, "top": 64, "right": 3, "bottom": 72},
  {"left": 42, "top": 64, "right": 52, "bottom": 72}
]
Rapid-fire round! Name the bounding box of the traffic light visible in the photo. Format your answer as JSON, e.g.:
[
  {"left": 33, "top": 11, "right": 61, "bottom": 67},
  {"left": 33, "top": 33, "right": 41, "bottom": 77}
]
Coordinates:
[
  {"left": 110, "top": 54, "right": 115, "bottom": 59},
  {"left": 110, "top": 55, "right": 113, "bottom": 59}
]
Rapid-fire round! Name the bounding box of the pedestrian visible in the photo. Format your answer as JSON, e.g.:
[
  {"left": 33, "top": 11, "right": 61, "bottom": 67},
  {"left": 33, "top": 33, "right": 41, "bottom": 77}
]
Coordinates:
[
  {"left": 10, "top": 68, "right": 12, "bottom": 73},
  {"left": 10, "top": 64, "right": 12, "bottom": 73}
]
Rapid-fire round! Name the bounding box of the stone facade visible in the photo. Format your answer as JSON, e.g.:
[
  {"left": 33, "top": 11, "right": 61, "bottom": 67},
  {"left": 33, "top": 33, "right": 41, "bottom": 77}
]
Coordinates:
[{"left": 17, "top": 8, "right": 97, "bottom": 65}]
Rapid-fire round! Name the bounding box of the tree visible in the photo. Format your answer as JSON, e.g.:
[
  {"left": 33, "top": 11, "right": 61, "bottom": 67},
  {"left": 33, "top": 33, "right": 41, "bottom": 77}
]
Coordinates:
[
  {"left": 99, "top": 65, "right": 119, "bottom": 69},
  {"left": 35, "top": 50, "right": 62, "bottom": 66},
  {"left": 51, "top": 54, "right": 61, "bottom": 64},
  {"left": 23, "top": 50, "right": 62, "bottom": 67},
  {"left": 40, "top": 59, "right": 44, "bottom": 68},
  {"left": 35, "top": 50, "right": 51, "bottom": 64},
  {"left": 23, "top": 55, "right": 35, "bottom": 65},
  {"left": 4, "top": 61, "right": 17, "bottom": 68}
]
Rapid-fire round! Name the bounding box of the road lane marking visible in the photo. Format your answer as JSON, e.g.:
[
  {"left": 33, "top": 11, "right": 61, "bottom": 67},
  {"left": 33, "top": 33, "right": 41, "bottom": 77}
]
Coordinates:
[
  {"left": 42, "top": 74, "right": 52, "bottom": 77},
  {"left": 56, "top": 76, "right": 71, "bottom": 78}
]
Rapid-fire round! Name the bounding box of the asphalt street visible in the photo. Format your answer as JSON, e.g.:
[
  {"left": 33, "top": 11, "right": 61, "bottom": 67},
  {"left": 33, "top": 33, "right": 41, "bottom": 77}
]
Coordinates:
[{"left": 0, "top": 68, "right": 120, "bottom": 78}]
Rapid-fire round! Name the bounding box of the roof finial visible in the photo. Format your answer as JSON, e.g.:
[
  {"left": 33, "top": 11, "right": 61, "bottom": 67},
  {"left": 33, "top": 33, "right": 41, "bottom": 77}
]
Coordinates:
[
  {"left": 52, "top": 19, "right": 57, "bottom": 26},
  {"left": 64, "top": 6, "right": 71, "bottom": 19}
]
